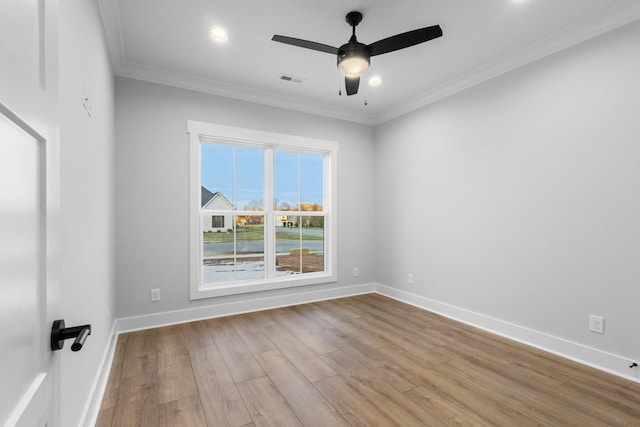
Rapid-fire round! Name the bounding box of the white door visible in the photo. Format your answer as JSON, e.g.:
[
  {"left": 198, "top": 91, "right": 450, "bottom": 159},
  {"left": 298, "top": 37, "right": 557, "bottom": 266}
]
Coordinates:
[{"left": 0, "top": 1, "right": 61, "bottom": 426}]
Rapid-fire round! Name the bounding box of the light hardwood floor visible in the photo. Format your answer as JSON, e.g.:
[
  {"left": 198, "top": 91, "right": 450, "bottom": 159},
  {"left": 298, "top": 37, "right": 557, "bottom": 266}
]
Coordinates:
[{"left": 96, "top": 294, "right": 640, "bottom": 426}]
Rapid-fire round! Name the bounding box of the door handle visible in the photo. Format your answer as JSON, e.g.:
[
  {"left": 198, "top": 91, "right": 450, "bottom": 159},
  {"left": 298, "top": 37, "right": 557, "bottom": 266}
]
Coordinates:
[{"left": 50, "top": 319, "right": 92, "bottom": 351}]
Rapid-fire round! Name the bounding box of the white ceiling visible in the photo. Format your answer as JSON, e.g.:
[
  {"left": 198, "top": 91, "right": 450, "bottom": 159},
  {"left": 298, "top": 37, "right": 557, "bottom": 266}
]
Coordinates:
[{"left": 98, "top": 0, "right": 640, "bottom": 125}]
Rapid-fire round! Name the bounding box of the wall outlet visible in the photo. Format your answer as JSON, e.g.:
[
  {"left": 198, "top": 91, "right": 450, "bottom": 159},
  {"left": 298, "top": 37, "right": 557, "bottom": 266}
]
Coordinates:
[
  {"left": 589, "top": 314, "right": 604, "bottom": 334},
  {"left": 353, "top": 267, "right": 359, "bottom": 277},
  {"left": 408, "top": 273, "right": 414, "bottom": 285},
  {"left": 150, "top": 288, "right": 161, "bottom": 302}
]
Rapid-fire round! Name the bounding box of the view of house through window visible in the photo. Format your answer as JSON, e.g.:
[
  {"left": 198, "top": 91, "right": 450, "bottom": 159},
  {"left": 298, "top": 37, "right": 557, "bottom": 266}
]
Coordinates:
[
  {"left": 189, "top": 121, "right": 337, "bottom": 299},
  {"left": 200, "top": 141, "right": 326, "bottom": 285}
]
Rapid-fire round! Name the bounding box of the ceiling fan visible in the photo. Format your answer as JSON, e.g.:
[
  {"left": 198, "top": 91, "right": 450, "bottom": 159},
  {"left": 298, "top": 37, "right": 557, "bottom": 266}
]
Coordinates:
[{"left": 272, "top": 11, "right": 443, "bottom": 96}]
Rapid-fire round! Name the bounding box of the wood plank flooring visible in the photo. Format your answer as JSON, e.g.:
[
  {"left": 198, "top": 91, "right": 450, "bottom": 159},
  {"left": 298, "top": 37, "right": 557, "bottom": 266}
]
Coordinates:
[{"left": 96, "top": 294, "right": 640, "bottom": 426}]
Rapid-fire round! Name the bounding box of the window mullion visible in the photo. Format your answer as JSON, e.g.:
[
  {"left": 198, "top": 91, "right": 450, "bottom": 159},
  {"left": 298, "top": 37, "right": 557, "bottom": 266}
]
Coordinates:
[
  {"left": 265, "top": 148, "right": 275, "bottom": 278},
  {"left": 297, "top": 154, "right": 301, "bottom": 273},
  {"left": 232, "top": 147, "right": 237, "bottom": 281},
  {"left": 323, "top": 152, "right": 331, "bottom": 273}
]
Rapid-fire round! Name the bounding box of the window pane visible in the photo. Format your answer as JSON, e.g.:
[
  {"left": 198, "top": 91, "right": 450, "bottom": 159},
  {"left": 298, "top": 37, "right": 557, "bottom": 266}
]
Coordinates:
[
  {"left": 236, "top": 146, "right": 264, "bottom": 211},
  {"left": 275, "top": 215, "right": 300, "bottom": 276},
  {"left": 300, "top": 154, "right": 323, "bottom": 211},
  {"left": 274, "top": 151, "right": 298, "bottom": 210},
  {"left": 301, "top": 216, "right": 324, "bottom": 273},
  {"left": 202, "top": 215, "right": 265, "bottom": 283},
  {"left": 236, "top": 216, "right": 265, "bottom": 280},
  {"left": 275, "top": 215, "right": 325, "bottom": 276},
  {"left": 202, "top": 216, "right": 235, "bottom": 283},
  {"left": 201, "top": 142, "right": 233, "bottom": 209}
]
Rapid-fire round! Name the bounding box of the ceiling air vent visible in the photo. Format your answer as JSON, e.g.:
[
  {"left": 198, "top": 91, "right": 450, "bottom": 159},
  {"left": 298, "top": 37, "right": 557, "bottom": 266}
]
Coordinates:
[{"left": 279, "top": 74, "right": 304, "bottom": 84}]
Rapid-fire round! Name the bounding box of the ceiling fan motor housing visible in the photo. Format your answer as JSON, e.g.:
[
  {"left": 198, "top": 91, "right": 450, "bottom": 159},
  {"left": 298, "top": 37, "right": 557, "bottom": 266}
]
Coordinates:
[{"left": 337, "top": 42, "right": 370, "bottom": 77}]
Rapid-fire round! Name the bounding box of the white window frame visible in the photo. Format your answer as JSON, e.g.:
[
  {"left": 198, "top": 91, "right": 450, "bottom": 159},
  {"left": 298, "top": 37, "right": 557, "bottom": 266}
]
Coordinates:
[{"left": 188, "top": 120, "right": 338, "bottom": 299}]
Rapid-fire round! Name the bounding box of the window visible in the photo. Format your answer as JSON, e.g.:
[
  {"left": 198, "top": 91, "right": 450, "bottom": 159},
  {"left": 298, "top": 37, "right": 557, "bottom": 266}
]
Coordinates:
[
  {"left": 188, "top": 121, "right": 338, "bottom": 299},
  {"left": 211, "top": 216, "right": 225, "bottom": 228}
]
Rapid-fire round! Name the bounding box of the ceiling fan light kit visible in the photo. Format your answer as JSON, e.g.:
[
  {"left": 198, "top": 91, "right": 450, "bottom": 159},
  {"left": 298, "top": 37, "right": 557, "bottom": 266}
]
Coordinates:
[
  {"left": 337, "top": 50, "right": 370, "bottom": 78},
  {"left": 272, "top": 10, "right": 442, "bottom": 96}
]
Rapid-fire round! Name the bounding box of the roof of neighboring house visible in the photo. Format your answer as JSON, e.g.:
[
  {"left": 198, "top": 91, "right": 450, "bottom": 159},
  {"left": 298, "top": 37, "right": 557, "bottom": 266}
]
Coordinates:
[
  {"left": 201, "top": 186, "right": 232, "bottom": 209},
  {"left": 201, "top": 186, "right": 215, "bottom": 207}
]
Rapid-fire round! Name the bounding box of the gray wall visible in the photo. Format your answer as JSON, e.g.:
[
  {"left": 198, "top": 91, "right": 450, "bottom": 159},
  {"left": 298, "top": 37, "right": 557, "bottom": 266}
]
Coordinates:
[
  {"left": 114, "top": 78, "right": 376, "bottom": 319},
  {"left": 113, "top": 14, "right": 640, "bottom": 380},
  {"left": 51, "top": 4, "right": 640, "bottom": 423},
  {"left": 374, "top": 20, "right": 640, "bottom": 362},
  {"left": 59, "top": 0, "right": 115, "bottom": 425}
]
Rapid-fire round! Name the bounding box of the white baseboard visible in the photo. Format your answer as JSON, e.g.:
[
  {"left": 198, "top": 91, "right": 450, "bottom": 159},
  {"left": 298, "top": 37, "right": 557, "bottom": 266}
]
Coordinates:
[
  {"left": 82, "top": 283, "right": 374, "bottom": 426},
  {"left": 116, "top": 283, "right": 375, "bottom": 333},
  {"left": 82, "top": 280, "right": 637, "bottom": 425},
  {"left": 79, "top": 321, "right": 119, "bottom": 427},
  {"left": 375, "top": 283, "right": 639, "bottom": 383}
]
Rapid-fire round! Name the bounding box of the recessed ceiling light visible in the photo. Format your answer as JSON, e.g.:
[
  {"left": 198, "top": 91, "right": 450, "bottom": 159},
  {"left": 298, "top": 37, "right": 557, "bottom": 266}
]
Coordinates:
[
  {"left": 209, "top": 28, "right": 229, "bottom": 43},
  {"left": 368, "top": 76, "right": 382, "bottom": 87}
]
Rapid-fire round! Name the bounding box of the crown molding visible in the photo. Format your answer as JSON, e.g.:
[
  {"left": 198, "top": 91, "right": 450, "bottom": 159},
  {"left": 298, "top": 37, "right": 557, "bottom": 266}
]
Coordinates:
[
  {"left": 115, "top": 61, "right": 377, "bottom": 125},
  {"left": 99, "top": 0, "right": 640, "bottom": 127},
  {"left": 373, "top": 0, "right": 640, "bottom": 124},
  {"left": 97, "top": 0, "right": 125, "bottom": 70}
]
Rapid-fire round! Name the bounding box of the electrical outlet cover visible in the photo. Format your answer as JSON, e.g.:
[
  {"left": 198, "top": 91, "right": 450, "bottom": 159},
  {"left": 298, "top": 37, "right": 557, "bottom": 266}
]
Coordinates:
[{"left": 589, "top": 314, "right": 604, "bottom": 334}]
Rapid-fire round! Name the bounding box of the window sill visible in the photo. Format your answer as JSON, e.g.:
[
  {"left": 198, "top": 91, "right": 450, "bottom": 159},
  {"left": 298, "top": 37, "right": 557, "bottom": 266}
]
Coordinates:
[{"left": 190, "top": 272, "right": 338, "bottom": 299}]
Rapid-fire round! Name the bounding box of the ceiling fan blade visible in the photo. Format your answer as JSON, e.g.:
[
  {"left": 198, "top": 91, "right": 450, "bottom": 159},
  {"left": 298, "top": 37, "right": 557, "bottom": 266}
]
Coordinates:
[
  {"left": 345, "top": 76, "right": 360, "bottom": 96},
  {"left": 272, "top": 35, "right": 338, "bottom": 54},
  {"left": 369, "top": 25, "right": 442, "bottom": 57}
]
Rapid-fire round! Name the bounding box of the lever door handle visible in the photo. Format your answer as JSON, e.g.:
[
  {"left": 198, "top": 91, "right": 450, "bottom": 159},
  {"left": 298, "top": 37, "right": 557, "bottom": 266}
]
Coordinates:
[{"left": 50, "top": 319, "right": 92, "bottom": 352}]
